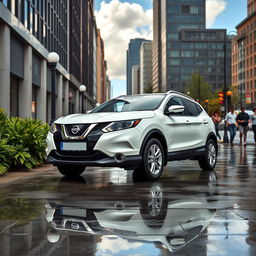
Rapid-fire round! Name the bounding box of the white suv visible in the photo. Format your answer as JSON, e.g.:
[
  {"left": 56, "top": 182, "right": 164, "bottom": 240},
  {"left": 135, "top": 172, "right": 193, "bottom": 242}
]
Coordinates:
[{"left": 46, "top": 91, "right": 217, "bottom": 180}]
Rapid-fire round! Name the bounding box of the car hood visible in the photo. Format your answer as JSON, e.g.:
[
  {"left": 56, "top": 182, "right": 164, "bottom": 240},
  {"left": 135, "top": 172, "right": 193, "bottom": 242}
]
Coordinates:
[{"left": 55, "top": 111, "right": 155, "bottom": 124}]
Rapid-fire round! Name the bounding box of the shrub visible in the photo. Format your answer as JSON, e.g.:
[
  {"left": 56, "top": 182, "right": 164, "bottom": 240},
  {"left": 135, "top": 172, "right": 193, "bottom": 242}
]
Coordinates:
[
  {"left": 0, "top": 139, "right": 14, "bottom": 175},
  {"left": 0, "top": 108, "right": 7, "bottom": 137},
  {"left": 3, "top": 118, "right": 49, "bottom": 169}
]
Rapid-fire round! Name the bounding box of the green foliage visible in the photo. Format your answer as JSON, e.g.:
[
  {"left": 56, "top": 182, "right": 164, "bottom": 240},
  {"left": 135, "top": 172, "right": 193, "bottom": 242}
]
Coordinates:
[
  {"left": 186, "top": 72, "right": 213, "bottom": 102},
  {"left": 2, "top": 118, "right": 49, "bottom": 169},
  {"left": 0, "top": 138, "right": 14, "bottom": 175},
  {"left": 0, "top": 111, "right": 50, "bottom": 173},
  {"left": 0, "top": 108, "right": 7, "bottom": 137}
]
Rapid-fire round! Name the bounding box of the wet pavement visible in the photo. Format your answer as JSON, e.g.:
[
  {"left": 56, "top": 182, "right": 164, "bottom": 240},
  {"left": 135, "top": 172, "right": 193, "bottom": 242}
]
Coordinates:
[{"left": 1, "top": 143, "right": 256, "bottom": 255}]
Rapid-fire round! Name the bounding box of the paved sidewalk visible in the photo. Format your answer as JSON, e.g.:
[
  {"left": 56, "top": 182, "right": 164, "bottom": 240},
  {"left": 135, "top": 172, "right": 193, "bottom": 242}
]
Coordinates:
[{"left": 0, "top": 164, "right": 55, "bottom": 187}]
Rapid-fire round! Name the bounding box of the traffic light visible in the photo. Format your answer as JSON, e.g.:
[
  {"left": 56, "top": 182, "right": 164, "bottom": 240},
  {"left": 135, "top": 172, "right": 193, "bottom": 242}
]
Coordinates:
[{"left": 218, "top": 92, "right": 224, "bottom": 105}]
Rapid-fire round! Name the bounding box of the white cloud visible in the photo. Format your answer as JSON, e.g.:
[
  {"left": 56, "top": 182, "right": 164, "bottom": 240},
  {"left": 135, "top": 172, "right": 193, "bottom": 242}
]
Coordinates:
[
  {"left": 97, "top": 235, "right": 143, "bottom": 253},
  {"left": 95, "top": 0, "right": 153, "bottom": 80},
  {"left": 206, "top": 0, "right": 227, "bottom": 27}
]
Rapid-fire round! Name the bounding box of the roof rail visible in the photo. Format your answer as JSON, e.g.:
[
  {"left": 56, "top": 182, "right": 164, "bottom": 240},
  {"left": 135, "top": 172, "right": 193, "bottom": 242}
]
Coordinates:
[{"left": 165, "top": 90, "right": 195, "bottom": 101}]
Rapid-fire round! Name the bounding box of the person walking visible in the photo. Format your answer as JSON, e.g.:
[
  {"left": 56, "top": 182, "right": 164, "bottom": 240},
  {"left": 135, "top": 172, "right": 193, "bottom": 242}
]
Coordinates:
[
  {"left": 225, "top": 106, "right": 237, "bottom": 145},
  {"left": 236, "top": 106, "right": 250, "bottom": 146},
  {"left": 211, "top": 112, "right": 221, "bottom": 141},
  {"left": 251, "top": 107, "right": 256, "bottom": 143}
]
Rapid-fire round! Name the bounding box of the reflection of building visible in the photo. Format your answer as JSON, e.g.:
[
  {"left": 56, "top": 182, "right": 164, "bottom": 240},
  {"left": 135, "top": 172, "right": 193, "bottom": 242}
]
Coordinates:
[
  {"left": 132, "top": 65, "right": 140, "bottom": 94},
  {"left": 140, "top": 41, "right": 152, "bottom": 93},
  {"left": 0, "top": 0, "right": 100, "bottom": 121},
  {"left": 232, "top": 0, "right": 256, "bottom": 107},
  {"left": 153, "top": 0, "right": 231, "bottom": 93},
  {"left": 126, "top": 38, "right": 151, "bottom": 95}
]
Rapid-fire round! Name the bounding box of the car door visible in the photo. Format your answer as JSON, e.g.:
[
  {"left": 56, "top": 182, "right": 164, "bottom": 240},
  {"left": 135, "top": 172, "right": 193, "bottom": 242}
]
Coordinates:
[
  {"left": 181, "top": 98, "right": 208, "bottom": 149},
  {"left": 163, "top": 96, "right": 190, "bottom": 152}
]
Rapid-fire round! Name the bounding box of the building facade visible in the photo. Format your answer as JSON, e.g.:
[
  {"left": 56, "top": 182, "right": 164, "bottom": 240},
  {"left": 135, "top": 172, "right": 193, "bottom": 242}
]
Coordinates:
[
  {"left": 153, "top": 0, "right": 231, "bottom": 93},
  {"left": 140, "top": 41, "right": 152, "bottom": 93},
  {"left": 96, "top": 29, "right": 108, "bottom": 104},
  {"left": 131, "top": 65, "right": 140, "bottom": 94},
  {"left": 0, "top": 0, "right": 99, "bottom": 122},
  {"left": 126, "top": 38, "right": 151, "bottom": 95},
  {"left": 232, "top": 0, "right": 256, "bottom": 107}
]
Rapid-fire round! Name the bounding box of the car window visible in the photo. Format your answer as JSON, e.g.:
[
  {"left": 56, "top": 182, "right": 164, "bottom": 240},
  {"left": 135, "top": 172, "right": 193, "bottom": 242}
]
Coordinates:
[
  {"left": 91, "top": 95, "right": 165, "bottom": 113},
  {"left": 165, "top": 96, "right": 184, "bottom": 116},
  {"left": 181, "top": 98, "right": 201, "bottom": 116}
]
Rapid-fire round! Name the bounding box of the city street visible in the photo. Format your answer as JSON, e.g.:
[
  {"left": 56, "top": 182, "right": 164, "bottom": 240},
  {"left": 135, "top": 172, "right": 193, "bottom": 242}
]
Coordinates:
[{"left": 0, "top": 137, "right": 256, "bottom": 256}]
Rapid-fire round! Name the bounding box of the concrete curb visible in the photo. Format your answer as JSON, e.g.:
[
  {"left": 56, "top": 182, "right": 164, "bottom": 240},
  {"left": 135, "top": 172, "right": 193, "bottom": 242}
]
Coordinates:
[{"left": 0, "top": 164, "right": 56, "bottom": 187}]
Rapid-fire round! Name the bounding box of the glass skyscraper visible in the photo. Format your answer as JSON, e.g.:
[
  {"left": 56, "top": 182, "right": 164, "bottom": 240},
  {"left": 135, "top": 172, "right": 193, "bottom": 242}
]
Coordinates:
[
  {"left": 126, "top": 38, "right": 151, "bottom": 95},
  {"left": 153, "top": 0, "right": 231, "bottom": 93}
]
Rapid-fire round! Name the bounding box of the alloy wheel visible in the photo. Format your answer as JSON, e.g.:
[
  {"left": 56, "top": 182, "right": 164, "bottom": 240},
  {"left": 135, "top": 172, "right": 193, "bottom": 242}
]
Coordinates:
[
  {"left": 208, "top": 143, "right": 216, "bottom": 167},
  {"left": 148, "top": 144, "right": 163, "bottom": 176}
]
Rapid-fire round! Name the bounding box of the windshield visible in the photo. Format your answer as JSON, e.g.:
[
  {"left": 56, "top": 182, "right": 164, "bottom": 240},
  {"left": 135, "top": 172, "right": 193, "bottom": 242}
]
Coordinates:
[{"left": 91, "top": 95, "right": 165, "bottom": 113}]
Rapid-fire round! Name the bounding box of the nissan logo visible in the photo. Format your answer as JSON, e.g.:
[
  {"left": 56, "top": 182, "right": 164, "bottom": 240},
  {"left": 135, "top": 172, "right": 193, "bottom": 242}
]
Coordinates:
[{"left": 71, "top": 125, "right": 80, "bottom": 135}]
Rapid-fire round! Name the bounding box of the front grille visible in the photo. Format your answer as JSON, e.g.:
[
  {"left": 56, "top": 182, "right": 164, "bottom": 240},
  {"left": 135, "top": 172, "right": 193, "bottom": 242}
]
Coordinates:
[{"left": 64, "top": 124, "right": 90, "bottom": 137}]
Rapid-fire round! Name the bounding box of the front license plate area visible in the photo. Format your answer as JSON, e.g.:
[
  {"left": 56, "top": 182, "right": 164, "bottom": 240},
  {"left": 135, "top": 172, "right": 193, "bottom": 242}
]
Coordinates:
[{"left": 60, "top": 142, "right": 87, "bottom": 151}]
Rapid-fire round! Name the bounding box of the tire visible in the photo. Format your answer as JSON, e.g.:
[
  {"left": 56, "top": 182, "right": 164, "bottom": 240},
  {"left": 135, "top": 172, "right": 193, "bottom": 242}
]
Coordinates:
[
  {"left": 198, "top": 139, "right": 217, "bottom": 171},
  {"left": 57, "top": 165, "right": 85, "bottom": 178},
  {"left": 135, "top": 138, "right": 164, "bottom": 181}
]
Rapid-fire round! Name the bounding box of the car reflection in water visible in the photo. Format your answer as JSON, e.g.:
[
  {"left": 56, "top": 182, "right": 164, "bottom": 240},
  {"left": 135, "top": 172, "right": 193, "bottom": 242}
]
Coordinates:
[{"left": 45, "top": 170, "right": 218, "bottom": 253}]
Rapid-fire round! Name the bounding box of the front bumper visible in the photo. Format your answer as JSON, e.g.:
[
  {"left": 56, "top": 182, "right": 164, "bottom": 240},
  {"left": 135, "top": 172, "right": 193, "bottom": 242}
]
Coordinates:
[{"left": 46, "top": 150, "right": 142, "bottom": 168}]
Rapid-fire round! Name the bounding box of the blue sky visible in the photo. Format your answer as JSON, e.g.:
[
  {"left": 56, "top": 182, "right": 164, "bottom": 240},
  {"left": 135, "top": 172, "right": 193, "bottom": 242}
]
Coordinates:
[{"left": 95, "top": 0, "right": 247, "bottom": 98}]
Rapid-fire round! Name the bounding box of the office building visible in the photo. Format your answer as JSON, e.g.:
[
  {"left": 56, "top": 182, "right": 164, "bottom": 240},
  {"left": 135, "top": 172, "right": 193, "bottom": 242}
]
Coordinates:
[
  {"left": 153, "top": 0, "right": 231, "bottom": 93},
  {"left": 140, "top": 41, "right": 152, "bottom": 93},
  {"left": 126, "top": 38, "right": 151, "bottom": 95},
  {"left": 131, "top": 65, "right": 140, "bottom": 94},
  {"left": 0, "top": 0, "right": 100, "bottom": 121},
  {"left": 232, "top": 0, "right": 256, "bottom": 106}
]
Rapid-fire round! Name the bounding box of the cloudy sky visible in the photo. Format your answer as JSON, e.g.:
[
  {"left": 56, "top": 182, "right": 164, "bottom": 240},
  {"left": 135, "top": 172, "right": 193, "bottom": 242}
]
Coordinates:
[{"left": 94, "top": 0, "right": 247, "bottom": 98}]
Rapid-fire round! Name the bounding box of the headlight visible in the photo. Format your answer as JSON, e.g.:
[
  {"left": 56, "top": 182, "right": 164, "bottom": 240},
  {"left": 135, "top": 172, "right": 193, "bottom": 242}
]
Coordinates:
[
  {"left": 102, "top": 119, "right": 141, "bottom": 133},
  {"left": 50, "top": 123, "right": 57, "bottom": 133}
]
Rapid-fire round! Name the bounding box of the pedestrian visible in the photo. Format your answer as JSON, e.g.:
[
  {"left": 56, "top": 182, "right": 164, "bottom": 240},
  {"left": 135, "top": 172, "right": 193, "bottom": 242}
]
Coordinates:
[
  {"left": 211, "top": 112, "right": 221, "bottom": 141},
  {"left": 225, "top": 106, "right": 237, "bottom": 145},
  {"left": 236, "top": 106, "right": 250, "bottom": 146},
  {"left": 251, "top": 107, "right": 256, "bottom": 143}
]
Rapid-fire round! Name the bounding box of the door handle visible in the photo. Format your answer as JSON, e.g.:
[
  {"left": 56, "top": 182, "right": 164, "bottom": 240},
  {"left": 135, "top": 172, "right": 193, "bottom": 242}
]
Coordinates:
[{"left": 202, "top": 120, "right": 208, "bottom": 124}]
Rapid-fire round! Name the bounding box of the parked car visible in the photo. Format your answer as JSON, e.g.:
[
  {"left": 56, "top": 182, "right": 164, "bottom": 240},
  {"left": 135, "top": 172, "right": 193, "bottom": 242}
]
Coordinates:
[{"left": 46, "top": 91, "right": 218, "bottom": 180}]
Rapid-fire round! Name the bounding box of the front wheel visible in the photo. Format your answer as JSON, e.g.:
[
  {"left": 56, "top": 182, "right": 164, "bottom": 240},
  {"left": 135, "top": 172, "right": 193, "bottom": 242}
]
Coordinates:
[
  {"left": 57, "top": 165, "right": 86, "bottom": 178},
  {"left": 198, "top": 139, "right": 217, "bottom": 170},
  {"left": 135, "top": 138, "right": 164, "bottom": 181}
]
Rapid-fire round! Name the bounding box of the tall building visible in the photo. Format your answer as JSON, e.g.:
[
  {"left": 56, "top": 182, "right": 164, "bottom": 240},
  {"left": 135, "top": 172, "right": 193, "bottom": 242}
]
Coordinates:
[
  {"left": 232, "top": 0, "right": 256, "bottom": 106},
  {"left": 140, "top": 41, "right": 152, "bottom": 93},
  {"left": 0, "top": 0, "right": 99, "bottom": 121},
  {"left": 131, "top": 65, "right": 140, "bottom": 94},
  {"left": 126, "top": 38, "right": 151, "bottom": 95},
  {"left": 96, "top": 29, "right": 108, "bottom": 104},
  {"left": 153, "top": 0, "right": 231, "bottom": 93}
]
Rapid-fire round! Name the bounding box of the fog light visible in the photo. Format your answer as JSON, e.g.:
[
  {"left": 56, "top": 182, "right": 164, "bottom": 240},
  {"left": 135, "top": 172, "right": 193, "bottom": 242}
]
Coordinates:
[{"left": 114, "top": 153, "right": 126, "bottom": 163}]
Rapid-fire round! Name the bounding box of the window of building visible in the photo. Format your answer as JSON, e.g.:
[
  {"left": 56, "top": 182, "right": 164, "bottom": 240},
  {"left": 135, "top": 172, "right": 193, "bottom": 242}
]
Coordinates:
[
  {"left": 181, "top": 5, "right": 190, "bottom": 14},
  {"left": 10, "top": 77, "right": 19, "bottom": 117},
  {"left": 32, "top": 86, "right": 37, "bottom": 119}
]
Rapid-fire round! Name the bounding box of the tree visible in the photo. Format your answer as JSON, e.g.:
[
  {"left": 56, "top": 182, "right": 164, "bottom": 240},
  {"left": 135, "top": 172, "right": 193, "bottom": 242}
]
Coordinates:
[{"left": 185, "top": 72, "right": 213, "bottom": 103}]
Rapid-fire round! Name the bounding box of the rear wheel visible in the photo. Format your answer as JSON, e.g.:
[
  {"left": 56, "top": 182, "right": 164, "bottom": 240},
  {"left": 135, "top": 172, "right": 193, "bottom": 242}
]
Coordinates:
[
  {"left": 135, "top": 138, "right": 164, "bottom": 181},
  {"left": 57, "top": 165, "right": 85, "bottom": 178},
  {"left": 198, "top": 139, "right": 217, "bottom": 170}
]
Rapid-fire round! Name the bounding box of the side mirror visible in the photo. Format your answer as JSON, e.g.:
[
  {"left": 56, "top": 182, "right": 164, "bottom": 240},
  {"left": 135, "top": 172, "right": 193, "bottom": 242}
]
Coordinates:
[{"left": 165, "top": 105, "right": 184, "bottom": 115}]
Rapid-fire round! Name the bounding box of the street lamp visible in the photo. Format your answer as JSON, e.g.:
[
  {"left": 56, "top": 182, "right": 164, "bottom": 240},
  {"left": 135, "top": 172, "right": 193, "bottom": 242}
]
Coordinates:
[
  {"left": 79, "top": 85, "right": 86, "bottom": 113},
  {"left": 48, "top": 52, "right": 60, "bottom": 124}
]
